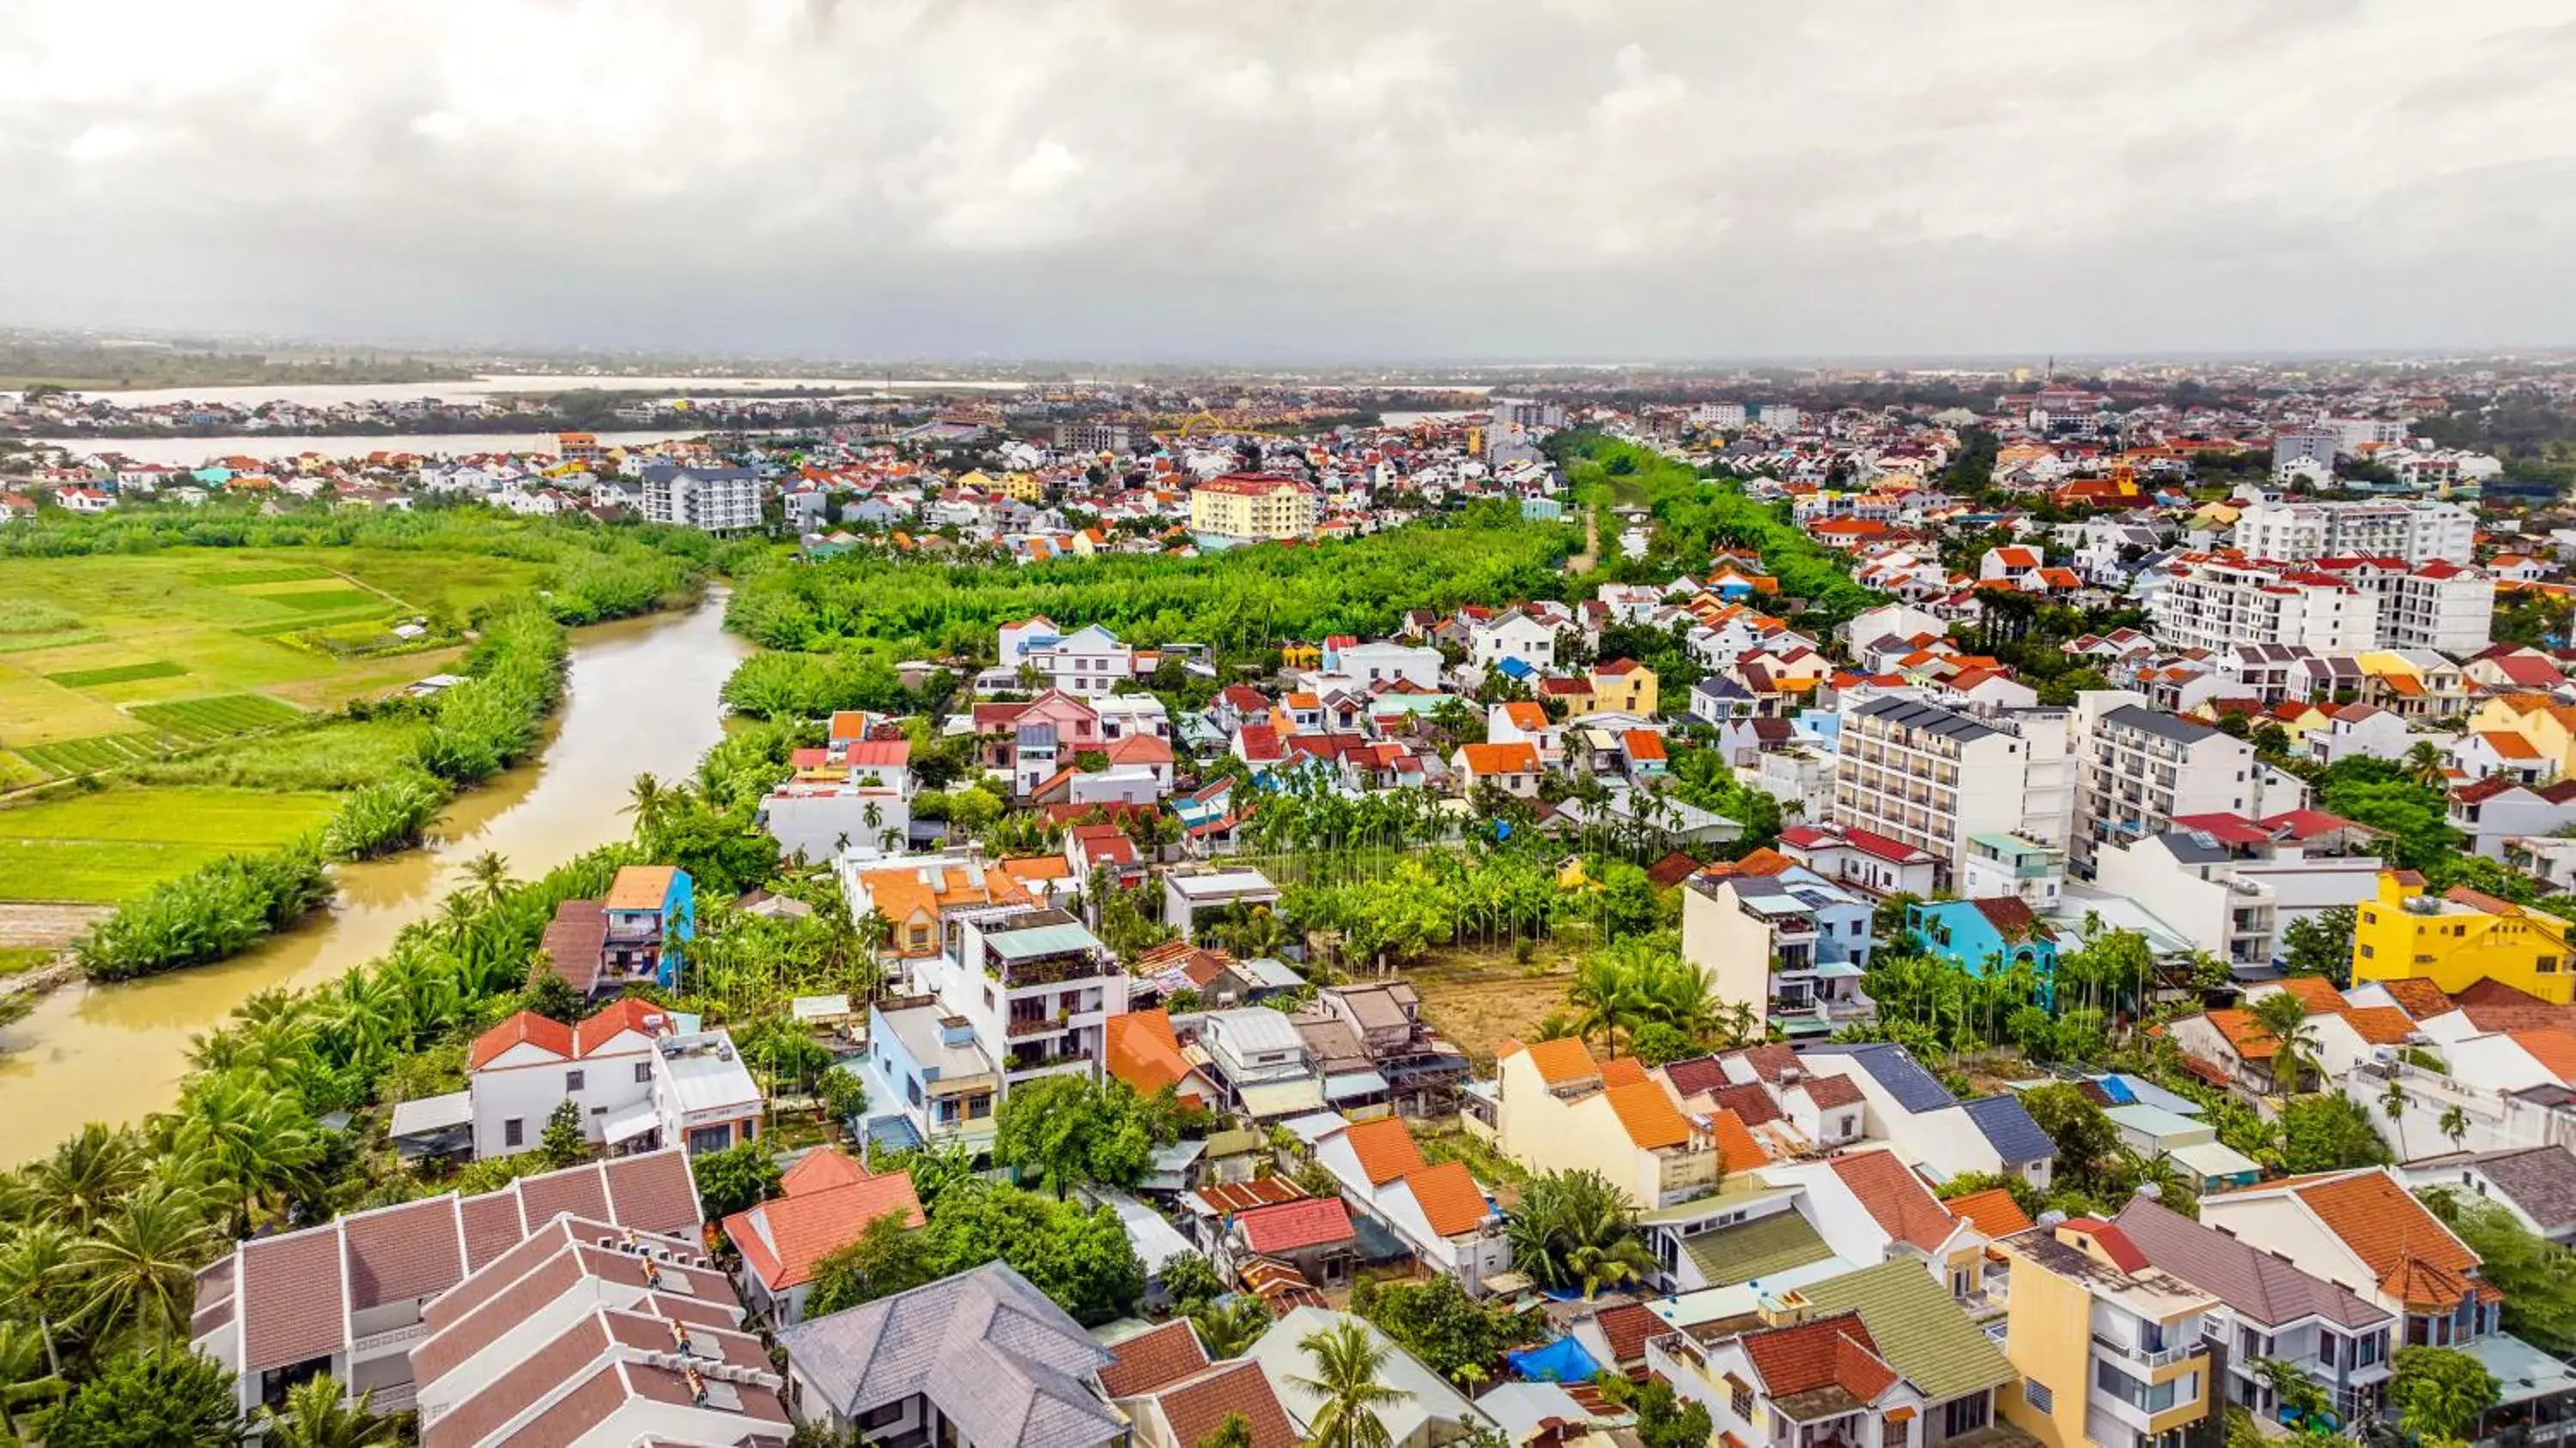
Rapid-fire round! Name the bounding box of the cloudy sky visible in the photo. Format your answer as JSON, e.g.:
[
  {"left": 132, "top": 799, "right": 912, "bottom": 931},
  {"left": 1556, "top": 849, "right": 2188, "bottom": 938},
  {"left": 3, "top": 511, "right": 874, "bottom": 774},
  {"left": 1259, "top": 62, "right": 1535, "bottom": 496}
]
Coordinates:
[{"left": 3, "top": 1, "right": 2574, "bottom": 362}]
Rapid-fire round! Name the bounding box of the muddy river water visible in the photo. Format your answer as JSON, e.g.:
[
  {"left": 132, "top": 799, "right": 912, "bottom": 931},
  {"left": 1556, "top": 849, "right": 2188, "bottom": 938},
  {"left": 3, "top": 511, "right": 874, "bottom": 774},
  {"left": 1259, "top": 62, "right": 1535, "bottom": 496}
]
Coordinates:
[{"left": 0, "top": 592, "right": 750, "bottom": 1162}]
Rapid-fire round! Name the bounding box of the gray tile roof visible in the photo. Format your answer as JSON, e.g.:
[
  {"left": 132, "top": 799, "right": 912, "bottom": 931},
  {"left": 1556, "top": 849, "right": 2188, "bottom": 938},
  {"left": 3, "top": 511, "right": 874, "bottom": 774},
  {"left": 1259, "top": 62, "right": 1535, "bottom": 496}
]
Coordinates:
[
  {"left": 2112, "top": 1198, "right": 2389, "bottom": 1330},
  {"left": 2464, "top": 1147, "right": 2576, "bottom": 1233},
  {"left": 778, "top": 1262, "right": 1125, "bottom": 1448},
  {"left": 1851, "top": 697, "right": 1999, "bottom": 742},
  {"left": 2103, "top": 704, "right": 2218, "bottom": 745},
  {"left": 1799, "top": 1042, "right": 1956, "bottom": 1114},
  {"left": 1961, "top": 1095, "right": 2057, "bottom": 1166}
]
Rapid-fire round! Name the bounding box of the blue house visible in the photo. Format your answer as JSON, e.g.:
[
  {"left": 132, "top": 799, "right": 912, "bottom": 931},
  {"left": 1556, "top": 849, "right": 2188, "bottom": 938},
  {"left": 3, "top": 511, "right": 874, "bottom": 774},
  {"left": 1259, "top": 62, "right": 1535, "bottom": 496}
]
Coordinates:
[
  {"left": 601, "top": 864, "right": 695, "bottom": 989},
  {"left": 1520, "top": 496, "right": 1565, "bottom": 522},
  {"left": 1907, "top": 897, "right": 2059, "bottom": 995}
]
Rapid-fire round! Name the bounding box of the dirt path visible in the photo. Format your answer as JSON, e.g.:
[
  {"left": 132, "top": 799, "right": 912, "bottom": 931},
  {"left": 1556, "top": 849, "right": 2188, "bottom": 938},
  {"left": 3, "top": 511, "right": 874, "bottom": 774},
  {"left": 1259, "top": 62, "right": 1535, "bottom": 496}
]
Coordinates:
[
  {"left": 1565, "top": 504, "right": 1602, "bottom": 575},
  {"left": 0, "top": 902, "right": 111, "bottom": 950}
]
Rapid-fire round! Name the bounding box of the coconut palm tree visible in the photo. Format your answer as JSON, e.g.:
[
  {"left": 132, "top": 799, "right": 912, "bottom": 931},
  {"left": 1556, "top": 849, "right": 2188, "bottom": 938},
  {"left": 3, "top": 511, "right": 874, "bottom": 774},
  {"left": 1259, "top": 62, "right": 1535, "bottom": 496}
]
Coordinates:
[
  {"left": 2250, "top": 990, "right": 2323, "bottom": 1095},
  {"left": 1187, "top": 1295, "right": 1273, "bottom": 1360},
  {"left": 0, "top": 1320, "right": 67, "bottom": 1445},
  {"left": 258, "top": 1373, "right": 401, "bottom": 1448},
  {"left": 35, "top": 1123, "right": 143, "bottom": 1232},
  {"left": 1505, "top": 1168, "right": 1657, "bottom": 1299},
  {"left": 0, "top": 1224, "right": 77, "bottom": 1378},
  {"left": 459, "top": 850, "right": 514, "bottom": 908},
  {"left": 2403, "top": 741, "right": 2450, "bottom": 789},
  {"left": 167, "top": 1077, "right": 321, "bottom": 1233},
  {"left": 71, "top": 1182, "right": 216, "bottom": 1349},
  {"left": 2440, "top": 1104, "right": 2470, "bottom": 1151},
  {"left": 1290, "top": 1320, "right": 1408, "bottom": 1448}
]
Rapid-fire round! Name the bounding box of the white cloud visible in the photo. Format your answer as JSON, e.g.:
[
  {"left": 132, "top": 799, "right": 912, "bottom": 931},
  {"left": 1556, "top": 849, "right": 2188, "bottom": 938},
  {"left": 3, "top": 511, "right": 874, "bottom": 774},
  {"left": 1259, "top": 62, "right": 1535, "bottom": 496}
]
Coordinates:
[{"left": 0, "top": 0, "right": 2571, "bottom": 358}]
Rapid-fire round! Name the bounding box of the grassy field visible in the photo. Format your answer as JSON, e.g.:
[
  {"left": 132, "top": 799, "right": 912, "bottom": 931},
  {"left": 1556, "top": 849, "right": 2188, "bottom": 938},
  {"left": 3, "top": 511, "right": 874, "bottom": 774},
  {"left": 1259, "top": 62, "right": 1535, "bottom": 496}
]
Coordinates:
[
  {"left": 0, "top": 545, "right": 545, "bottom": 779},
  {"left": 0, "top": 787, "right": 340, "bottom": 903}
]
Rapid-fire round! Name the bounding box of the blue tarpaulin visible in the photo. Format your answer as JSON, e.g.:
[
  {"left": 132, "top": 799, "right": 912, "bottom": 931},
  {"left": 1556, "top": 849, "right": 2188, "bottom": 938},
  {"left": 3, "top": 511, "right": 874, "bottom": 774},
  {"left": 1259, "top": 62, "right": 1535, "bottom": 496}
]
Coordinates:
[{"left": 1507, "top": 1337, "right": 1601, "bottom": 1384}]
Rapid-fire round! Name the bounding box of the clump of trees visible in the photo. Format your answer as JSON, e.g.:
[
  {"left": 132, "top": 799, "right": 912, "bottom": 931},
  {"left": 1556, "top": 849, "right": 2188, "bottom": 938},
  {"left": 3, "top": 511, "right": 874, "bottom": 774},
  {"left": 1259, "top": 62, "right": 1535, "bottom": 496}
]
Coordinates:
[{"left": 1504, "top": 1169, "right": 1656, "bottom": 1299}]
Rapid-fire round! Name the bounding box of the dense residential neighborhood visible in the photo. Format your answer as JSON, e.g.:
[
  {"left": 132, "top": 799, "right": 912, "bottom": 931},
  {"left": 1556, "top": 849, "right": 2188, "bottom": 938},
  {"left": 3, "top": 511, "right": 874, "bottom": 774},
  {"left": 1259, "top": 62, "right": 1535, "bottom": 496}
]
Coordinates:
[{"left": 13, "top": 355, "right": 2576, "bottom": 1448}]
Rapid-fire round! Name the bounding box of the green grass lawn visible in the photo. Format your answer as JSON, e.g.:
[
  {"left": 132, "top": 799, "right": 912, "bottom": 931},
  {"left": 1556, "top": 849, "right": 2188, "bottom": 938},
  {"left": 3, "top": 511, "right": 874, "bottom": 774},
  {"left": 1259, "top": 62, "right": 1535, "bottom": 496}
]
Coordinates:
[
  {"left": 0, "top": 545, "right": 544, "bottom": 759},
  {"left": 0, "top": 786, "right": 339, "bottom": 903},
  {"left": 0, "top": 948, "right": 53, "bottom": 977}
]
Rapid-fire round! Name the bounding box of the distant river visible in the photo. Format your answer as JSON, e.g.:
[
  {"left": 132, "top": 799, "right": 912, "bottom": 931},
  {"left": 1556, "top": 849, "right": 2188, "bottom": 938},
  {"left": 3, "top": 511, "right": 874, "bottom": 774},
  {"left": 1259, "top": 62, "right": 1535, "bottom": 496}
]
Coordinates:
[
  {"left": 53, "top": 373, "right": 1032, "bottom": 409},
  {"left": 0, "top": 593, "right": 750, "bottom": 1164},
  {"left": 65, "top": 429, "right": 714, "bottom": 466}
]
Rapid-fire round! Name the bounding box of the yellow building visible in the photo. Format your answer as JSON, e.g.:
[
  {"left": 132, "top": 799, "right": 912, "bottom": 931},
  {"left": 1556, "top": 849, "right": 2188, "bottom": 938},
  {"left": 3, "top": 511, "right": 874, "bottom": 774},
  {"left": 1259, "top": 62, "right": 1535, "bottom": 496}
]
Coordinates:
[
  {"left": 1494, "top": 1038, "right": 1758, "bottom": 1212},
  {"left": 1188, "top": 472, "right": 1317, "bottom": 540},
  {"left": 1588, "top": 660, "right": 1658, "bottom": 715},
  {"left": 997, "top": 471, "right": 1046, "bottom": 502},
  {"left": 2468, "top": 694, "right": 2576, "bottom": 779},
  {"left": 2352, "top": 870, "right": 2576, "bottom": 1003},
  {"left": 1996, "top": 1217, "right": 2218, "bottom": 1448}
]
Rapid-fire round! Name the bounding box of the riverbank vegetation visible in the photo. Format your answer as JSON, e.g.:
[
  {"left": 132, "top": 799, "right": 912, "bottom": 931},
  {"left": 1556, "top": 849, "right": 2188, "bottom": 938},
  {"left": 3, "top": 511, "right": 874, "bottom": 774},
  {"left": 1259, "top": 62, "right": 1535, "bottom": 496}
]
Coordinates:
[{"left": 1552, "top": 431, "right": 1882, "bottom": 624}]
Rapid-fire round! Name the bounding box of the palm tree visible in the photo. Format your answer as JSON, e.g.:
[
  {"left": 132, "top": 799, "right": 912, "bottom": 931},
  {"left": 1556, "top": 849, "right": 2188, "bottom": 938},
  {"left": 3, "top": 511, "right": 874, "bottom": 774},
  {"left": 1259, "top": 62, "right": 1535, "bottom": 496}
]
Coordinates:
[
  {"left": 1290, "top": 1320, "right": 1408, "bottom": 1448},
  {"left": 459, "top": 850, "right": 514, "bottom": 908},
  {"left": 71, "top": 1182, "right": 216, "bottom": 1349},
  {"left": 1506, "top": 1169, "right": 1657, "bottom": 1299},
  {"left": 35, "top": 1123, "right": 142, "bottom": 1232},
  {"left": 2403, "top": 741, "right": 2450, "bottom": 789},
  {"left": 0, "top": 1224, "right": 76, "bottom": 1378},
  {"left": 1567, "top": 954, "right": 1642, "bottom": 1056},
  {"left": 1188, "top": 1295, "right": 1273, "bottom": 1360},
  {"left": 2250, "top": 991, "right": 2323, "bottom": 1096},
  {"left": 622, "top": 773, "right": 669, "bottom": 842},
  {"left": 2382, "top": 1078, "right": 2410, "bottom": 1138},
  {"left": 258, "top": 1373, "right": 401, "bottom": 1448},
  {"left": 0, "top": 1320, "right": 66, "bottom": 1445},
  {"left": 2440, "top": 1104, "right": 2470, "bottom": 1151}
]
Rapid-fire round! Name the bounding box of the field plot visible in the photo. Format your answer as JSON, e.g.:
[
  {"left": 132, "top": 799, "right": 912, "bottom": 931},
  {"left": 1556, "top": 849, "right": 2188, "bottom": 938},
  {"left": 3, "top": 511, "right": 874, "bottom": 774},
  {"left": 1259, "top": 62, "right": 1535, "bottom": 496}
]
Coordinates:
[
  {"left": 0, "top": 545, "right": 543, "bottom": 765},
  {"left": 0, "top": 787, "right": 338, "bottom": 903}
]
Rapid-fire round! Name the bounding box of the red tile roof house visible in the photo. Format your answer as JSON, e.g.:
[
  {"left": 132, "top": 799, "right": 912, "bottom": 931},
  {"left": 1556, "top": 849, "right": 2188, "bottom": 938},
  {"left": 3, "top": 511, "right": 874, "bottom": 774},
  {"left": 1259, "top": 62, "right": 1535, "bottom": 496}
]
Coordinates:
[
  {"left": 191, "top": 1149, "right": 703, "bottom": 1421},
  {"left": 1226, "top": 1196, "right": 1361, "bottom": 1291},
  {"left": 723, "top": 1147, "right": 926, "bottom": 1325}
]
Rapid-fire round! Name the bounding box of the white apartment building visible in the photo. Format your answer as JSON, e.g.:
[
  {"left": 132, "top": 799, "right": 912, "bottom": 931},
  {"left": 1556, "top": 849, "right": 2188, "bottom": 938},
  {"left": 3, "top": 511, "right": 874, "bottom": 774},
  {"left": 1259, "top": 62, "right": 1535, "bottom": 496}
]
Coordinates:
[
  {"left": 1829, "top": 697, "right": 2069, "bottom": 889},
  {"left": 2148, "top": 556, "right": 2494, "bottom": 655},
  {"left": 2324, "top": 416, "right": 2412, "bottom": 451},
  {"left": 640, "top": 464, "right": 762, "bottom": 532},
  {"left": 2232, "top": 500, "right": 2475, "bottom": 565},
  {"left": 1021, "top": 623, "right": 1135, "bottom": 699},
  {"left": 2093, "top": 818, "right": 2382, "bottom": 968},
  {"left": 464, "top": 1001, "right": 765, "bottom": 1160},
  {"left": 2148, "top": 557, "right": 2379, "bottom": 654},
  {"left": 1690, "top": 402, "right": 1747, "bottom": 429},
  {"left": 2071, "top": 695, "right": 2283, "bottom": 875},
  {"left": 913, "top": 905, "right": 1130, "bottom": 1101}
]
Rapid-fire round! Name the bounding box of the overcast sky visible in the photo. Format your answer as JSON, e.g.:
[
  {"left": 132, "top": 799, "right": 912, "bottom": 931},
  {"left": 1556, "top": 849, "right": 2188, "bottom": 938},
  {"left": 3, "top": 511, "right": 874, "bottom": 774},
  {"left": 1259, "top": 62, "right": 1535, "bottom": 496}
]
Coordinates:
[{"left": 3, "top": 1, "right": 2573, "bottom": 363}]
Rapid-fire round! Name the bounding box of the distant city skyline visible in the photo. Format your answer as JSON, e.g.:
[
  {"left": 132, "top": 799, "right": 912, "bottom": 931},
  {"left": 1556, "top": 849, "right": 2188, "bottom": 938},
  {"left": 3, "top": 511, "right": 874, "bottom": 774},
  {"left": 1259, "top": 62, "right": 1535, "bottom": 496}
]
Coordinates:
[{"left": 5, "top": 2, "right": 2575, "bottom": 361}]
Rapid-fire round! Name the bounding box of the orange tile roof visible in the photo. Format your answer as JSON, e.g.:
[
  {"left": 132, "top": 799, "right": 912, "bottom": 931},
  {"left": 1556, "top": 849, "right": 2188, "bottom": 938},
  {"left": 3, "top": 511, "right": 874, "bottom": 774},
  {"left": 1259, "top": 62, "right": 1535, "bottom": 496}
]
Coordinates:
[
  {"left": 1098, "top": 1319, "right": 1211, "bottom": 1398},
  {"left": 1345, "top": 1116, "right": 1428, "bottom": 1186},
  {"left": 1943, "top": 1187, "right": 2035, "bottom": 1240},
  {"left": 857, "top": 862, "right": 1031, "bottom": 924},
  {"left": 468, "top": 1011, "right": 572, "bottom": 1069},
  {"left": 1498, "top": 702, "right": 1550, "bottom": 732},
  {"left": 1830, "top": 1149, "right": 1956, "bottom": 1252},
  {"left": 1706, "top": 1107, "right": 1766, "bottom": 1174},
  {"left": 1742, "top": 1311, "right": 1898, "bottom": 1403},
  {"left": 2293, "top": 1171, "right": 2480, "bottom": 1306},
  {"left": 1461, "top": 741, "right": 1541, "bottom": 775},
  {"left": 1516, "top": 1036, "right": 1601, "bottom": 1086},
  {"left": 604, "top": 865, "right": 677, "bottom": 910},
  {"left": 2376, "top": 977, "right": 2457, "bottom": 1020},
  {"left": 1105, "top": 1010, "right": 1199, "bottom": 1097},
  {"left": 1599, "top": 1056, "right": 1649, "bottom": 1088},
  {"left": 723, "top": 1168, "right": 925, "bottom": 1290},
  {"left": 1605, "top": 1080, "right": 1694, "bottom": 1151},
  {"left": 779, "top": 1147, "right": 871, "bottom": 1197},
  {"left": 1403, "top": 1161, "right": 1490, "bottom": 1238},
  {"left": 2270, "top": 977, "right": 2348, "bottom": 1013},
  {"left": 2513, "top": 1027, "right": 2576, "bottom": 1082},
  {"left": 2204, "top": 1007, "right": 2278, "bottom": 1060},
  {"left": 2334, "top": 1006, "right": 2419, "bottom": 1046}
]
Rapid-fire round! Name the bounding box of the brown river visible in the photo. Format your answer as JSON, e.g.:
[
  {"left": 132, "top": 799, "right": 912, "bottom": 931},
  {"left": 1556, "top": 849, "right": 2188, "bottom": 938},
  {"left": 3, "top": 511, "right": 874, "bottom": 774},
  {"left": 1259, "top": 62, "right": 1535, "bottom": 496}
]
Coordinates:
[{"left": 0, "top": 593, "right": 750, "bottom": 1162}]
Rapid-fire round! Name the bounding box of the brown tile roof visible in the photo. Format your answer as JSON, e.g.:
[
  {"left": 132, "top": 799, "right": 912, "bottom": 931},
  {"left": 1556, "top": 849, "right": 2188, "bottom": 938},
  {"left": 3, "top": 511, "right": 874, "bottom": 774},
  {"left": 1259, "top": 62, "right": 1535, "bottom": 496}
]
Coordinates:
[
  {"left": 1829, "top": 1150, "right": 1956, "bottom": 1253},
  {"left": 519, "top": 1163, "right": 611, "bottom": 1229},
  {"left": 1737, "top": 1043, "right": 1801, "bottom": 1081},
  {"left": 1592, "top": 1300, "right": 1662, "bottom": 1369},
  {"left": 536, "top": 899, "right": 608, "bottom": 994},
  {"left": 1716, "top": 1081, "right": 1784, "bottom": 1126},
  {"left": 2458, "top": 977, "right": 2576, "bottom": 1033},
  {"left": 2269, "top": 976, "right": 2349, "bottom": 1013},
  {"left": 2376, "top": 977, "right": 2457, "bottom": 1020},
  {"left": 1799, "top": 1074, "right": 1866, "bottom": 1110},
  {"left": 1346, "top": 1116, "right": 1427, "bottom": 1186},
  {"left": 1152, "top": 1360, "right": 1302, "bottom": 1448},
  {"left": 1741, "top": 1311, "right": 1898, "bottom": 1406},
  {"left": 1098, "top": 1319, "right": 1211, "bottom": 1398},
  {"left": 1943, "top": 1187, "right": 2035, "bottom": 1241},
  {"left": 240, "top": 1227, "right": 346, "bottom": 1372},
  {"left": 1662, "top": 1056, "right": 1728, "bottom": 1097},
  {"left": 341, "top": 1196, "right": 465, "bottom": 1312},
  {"left": 1403, "top": 1162, "right": 1490, "bottom": 1239}
]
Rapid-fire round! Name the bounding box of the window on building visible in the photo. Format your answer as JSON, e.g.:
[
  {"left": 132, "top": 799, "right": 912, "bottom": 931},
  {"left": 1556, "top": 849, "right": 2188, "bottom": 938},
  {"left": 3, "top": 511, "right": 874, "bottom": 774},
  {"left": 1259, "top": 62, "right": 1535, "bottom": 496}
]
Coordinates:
[
  {"left": 2024, "top": 1380, "right": 2052, "bottom": 1415},
  {"left": 504, "top": 1118, "right": 524, "bottom": 1147},
  {"left": 567, "top": 1069, "right": 585, "bottom": 1092},
  {"left": 1728, "top": 1380, "right": 1753, "bottom": 1420},
  {"left": 636, "top": 1062, "right": 653, "bottom": 1083}
]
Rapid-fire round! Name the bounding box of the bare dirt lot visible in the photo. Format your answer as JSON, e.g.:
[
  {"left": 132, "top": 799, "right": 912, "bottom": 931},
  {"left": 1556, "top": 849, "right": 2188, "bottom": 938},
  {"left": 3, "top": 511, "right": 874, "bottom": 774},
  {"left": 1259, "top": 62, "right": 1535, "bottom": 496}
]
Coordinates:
[{"left": 1405, "top": 943, "right": 1577, "bottom": 1068}]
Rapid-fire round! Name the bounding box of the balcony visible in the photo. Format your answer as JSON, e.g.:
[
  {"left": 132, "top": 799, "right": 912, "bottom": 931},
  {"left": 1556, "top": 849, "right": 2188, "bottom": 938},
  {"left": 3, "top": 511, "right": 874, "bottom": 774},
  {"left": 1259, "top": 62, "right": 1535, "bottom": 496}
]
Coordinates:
[
  {"left": 2093, "top": 1333, "right": 2202, "bottom": 1372},
  {"left": 1006, "top": 1013, "right": 1074, "bottom": 1039},
  {"left": 987, "top": 952, "right": 1118, "bottom": 987},
  {"left": 1005, "top": 1045, "right": 1096, "bottom": 1075}
]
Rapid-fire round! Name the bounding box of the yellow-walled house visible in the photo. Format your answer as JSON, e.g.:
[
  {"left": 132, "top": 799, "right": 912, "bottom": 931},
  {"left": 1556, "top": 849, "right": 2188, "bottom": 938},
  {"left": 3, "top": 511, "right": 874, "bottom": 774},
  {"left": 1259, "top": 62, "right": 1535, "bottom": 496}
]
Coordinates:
[
  {"left": 1589, "top": 659, "right": 1658, "bottom": 716},
  {"left": 2352, "top": 870, "right": 2576, "bottom": 1003},
  {"left": 1995, "top": 1217, "right": 2218, "bottom": 1448},
  {"left": 2469, "top": 694, "right": 2576, "bottom": 780},
  {"left": 997, "top": 471, "right": 1046, "bottom": 502},
  {"left": 1494, "top": 1038, "right": 1753, "bottom": 1214}
]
